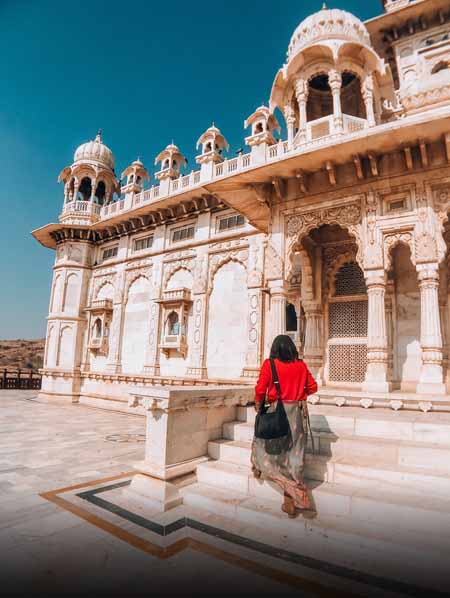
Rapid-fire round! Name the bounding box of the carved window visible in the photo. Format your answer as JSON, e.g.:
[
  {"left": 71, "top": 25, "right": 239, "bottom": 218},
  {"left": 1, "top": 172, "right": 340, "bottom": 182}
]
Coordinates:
[
  {"left": 94, "top": 318, "right": 102, "bottom": 338},
  {"left": 328, "top": 344, "right": 368, "bottom": 383},
  {"left": 102, "top": 245, "right": 118, "bottom": 261},
  {"left": 334, "top": 262, "right": 367, "bottom": 296},
  {"left": 172, "top": 225, "right": 195, "bottom": 243},
  {"left": 167, "top": 311, "right": 180, "bottom": 336},
  {"left": 133, "top": 235, "right": 153, "bottom": 252},
  {"left": 217, "top": 214, "right": 245, "bottom": 232},
  {"left": 388, "top": 199, "right": 406, "bottom": 211},
  {"left": 329, "top": 301, "right": 368, "bottom": 338}
]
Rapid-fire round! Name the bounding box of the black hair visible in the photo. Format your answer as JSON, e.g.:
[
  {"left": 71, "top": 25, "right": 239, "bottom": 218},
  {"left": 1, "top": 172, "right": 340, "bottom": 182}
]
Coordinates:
[{"left": 269, "top": 334, "right": 299, "bottom": 363}]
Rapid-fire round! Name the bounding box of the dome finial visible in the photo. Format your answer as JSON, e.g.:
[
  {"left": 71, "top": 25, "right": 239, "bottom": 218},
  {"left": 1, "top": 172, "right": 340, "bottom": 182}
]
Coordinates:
[
  {"left": 322, "top": 2, "right": 327, "bottom": 9},
  {"left": 95, "top": 128, "right": 102, "bottom": 142}
]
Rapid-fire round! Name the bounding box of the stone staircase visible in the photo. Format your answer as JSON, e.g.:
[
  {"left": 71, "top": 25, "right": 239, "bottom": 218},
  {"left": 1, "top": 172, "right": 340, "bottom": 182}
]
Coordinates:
[{"left": 182, "top": 404, "right": 450, "bottom": 595}]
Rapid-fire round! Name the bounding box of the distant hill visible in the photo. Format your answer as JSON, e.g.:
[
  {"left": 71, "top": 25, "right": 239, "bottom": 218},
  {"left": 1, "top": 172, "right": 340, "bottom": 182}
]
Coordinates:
[{"left": 0, "top": 339, "right": 45, "bottom": 370}]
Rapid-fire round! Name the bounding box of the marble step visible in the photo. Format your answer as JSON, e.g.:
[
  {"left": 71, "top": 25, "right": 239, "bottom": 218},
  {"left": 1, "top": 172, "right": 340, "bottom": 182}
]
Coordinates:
[
  {"left": 220, "top": 424, "right": 450, "bottom": 473},
  {"left": 183, "top": 479, "right": 450, "bottom": 551},
  {"left": 182, "top": 498, "right": 449, "bottom": 598},
  {"left": 198, "top": 452, "right": 450, "bottom": 498},
  {"left": 182, "top": 482, "right": 450, "bottom": 596},
  {"left": 236, "top": 404, "right": 450, "bottom": 446}
]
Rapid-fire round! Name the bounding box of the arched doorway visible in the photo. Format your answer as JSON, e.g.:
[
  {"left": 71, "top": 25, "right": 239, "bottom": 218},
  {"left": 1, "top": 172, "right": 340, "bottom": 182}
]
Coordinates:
[
  {"left": 326, "top": 261, "right": 368, "bottom": 385},
  {"left": 293, "top": 223, "right": 366, "bottom": 386}
]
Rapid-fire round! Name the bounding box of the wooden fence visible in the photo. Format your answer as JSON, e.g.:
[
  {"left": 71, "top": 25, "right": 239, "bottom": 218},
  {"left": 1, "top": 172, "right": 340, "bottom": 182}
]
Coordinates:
[{"left": 0, "top": 369, "right": 42, "bottom": 390}]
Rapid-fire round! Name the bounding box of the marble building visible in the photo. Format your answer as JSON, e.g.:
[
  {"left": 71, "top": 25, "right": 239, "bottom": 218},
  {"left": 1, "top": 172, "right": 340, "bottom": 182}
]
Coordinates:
[{"left": 33, "top": 0, "right": 450, "bottom": 410}]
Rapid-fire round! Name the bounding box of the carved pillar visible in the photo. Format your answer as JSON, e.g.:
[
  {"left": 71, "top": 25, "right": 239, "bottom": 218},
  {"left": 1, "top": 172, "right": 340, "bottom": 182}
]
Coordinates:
[
  {"left": 362, "top": 73, "right": 376, "bottom": 127},
  {"left": 89, "top": 177, "right": 97, "bottom": 202},
  {"left": 186, "top": 294, "right": 208, "bottom": 378},
  {"left": 105, "top": 302, "right": 124, "bottom": 373},
  {"left": 143, "top": 262, "right": 163, "bottom": 376},
  {"left": 363, "top": 270, "right": 391, "bottom": 392},
  {"left": 186, "top": 250, "right": 208, "bottom": 378},
  {"left": 106, "top": 273, "right": 125, "bottom": 373},
  {"left": 284, "top": 104, "right": 296, "bottom": 148},
  {"left": 294, "top": 78, "right": 309, "bottom": 144},
  {"left": 329, "top": 70, "right": 343, "bottom": 133},
  {"left": 416, "top": 264, "right": 446, "bottom": 394},
  {"left": 385, "top": 279, "right": 395, "bottom": 382},
  {"left": 242, "top": 283, "right": 264, "bottom": 379},
  {"left": 303, "top": 302, "right": 323, "bottom": 383},
  {"left": 72, "top": 181, "right": 79, "bottom": 202},
  {"left": 270, "top": 281, "right": 288, "bottom": 338}
]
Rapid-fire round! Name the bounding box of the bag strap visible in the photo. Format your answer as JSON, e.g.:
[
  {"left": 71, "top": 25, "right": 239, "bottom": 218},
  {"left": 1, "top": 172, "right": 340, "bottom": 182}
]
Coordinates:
[{"left": 269, "top": 358, "right": 282, "bottom": 401}]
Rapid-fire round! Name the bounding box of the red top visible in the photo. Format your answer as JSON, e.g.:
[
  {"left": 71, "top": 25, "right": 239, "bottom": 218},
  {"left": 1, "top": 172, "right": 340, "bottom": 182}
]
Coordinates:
[{"left": 255, "top": 358, "right": 318, "bottom": 403}]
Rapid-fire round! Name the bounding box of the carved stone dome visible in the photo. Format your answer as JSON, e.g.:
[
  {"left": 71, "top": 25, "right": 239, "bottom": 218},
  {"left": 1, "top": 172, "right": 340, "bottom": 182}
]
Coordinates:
[
  {"left": 74, "top": 131, "right": 115, "bottom": 169},
  {"left": 287, "top": 7, "right": 371, "bottom": 61}
]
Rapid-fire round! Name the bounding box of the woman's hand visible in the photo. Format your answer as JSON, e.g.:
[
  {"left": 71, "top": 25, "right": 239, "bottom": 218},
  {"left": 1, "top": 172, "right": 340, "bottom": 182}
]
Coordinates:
[{"left": 254, "top": 401, "right": 260, "bottom": 412}]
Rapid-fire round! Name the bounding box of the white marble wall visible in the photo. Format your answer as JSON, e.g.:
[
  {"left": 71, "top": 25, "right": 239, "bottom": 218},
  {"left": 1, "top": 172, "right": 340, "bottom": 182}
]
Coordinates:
[{"left": 206, "top": 261, "right": 249, "bottom": 379}]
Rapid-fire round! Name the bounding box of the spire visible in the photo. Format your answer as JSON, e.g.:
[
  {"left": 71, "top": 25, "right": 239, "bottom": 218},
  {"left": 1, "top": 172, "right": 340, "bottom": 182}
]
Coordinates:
[
  {"left": 95, "top": 129, "right": 102, "bottom": 142},
  {"left": 322, "top": 2, "right": 327, "bottom": 9}
]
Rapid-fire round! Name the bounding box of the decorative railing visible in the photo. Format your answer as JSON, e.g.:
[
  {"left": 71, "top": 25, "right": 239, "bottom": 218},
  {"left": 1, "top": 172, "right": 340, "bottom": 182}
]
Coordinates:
[
  {"left": 62, "top": 200, "right": 101, "bottom": 215},
  {"left": 343, "top": 114, "right": 367, "bottom": 133},
  {"left": 62, "top": 115, "right": 373, "bottom": 223},
  {"left": 0, "top": 369, "right": 42, "bottom": 390}
]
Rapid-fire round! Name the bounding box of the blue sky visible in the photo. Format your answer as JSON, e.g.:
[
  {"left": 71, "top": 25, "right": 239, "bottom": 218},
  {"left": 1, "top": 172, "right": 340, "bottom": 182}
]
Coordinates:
[{"left": 0, "top": 0, "right": 381, "bottom": 339}]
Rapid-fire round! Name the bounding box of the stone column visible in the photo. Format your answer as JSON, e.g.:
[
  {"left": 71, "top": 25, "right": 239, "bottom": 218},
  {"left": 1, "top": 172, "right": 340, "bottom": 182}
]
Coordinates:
[
  {"left": 329, "top": 70, "right": 343, "bottom": 133},
  {"left": 362, "top": 73, "right": 376, "bottom": 127},
  {"left": 363, "top": 270, "right": 391, "bottom": 392},
  {"left": 105, "top": 302, "right": 124, "bottom": 373},
  {"left": 143, "top": 260, "right": 163, "bottom": 376},
  {"left": 417, "top": 265, "right": 446, "bottom": 394},
  {"left": 186, "top": 250, "right": 208, "bottom": 378},
  {"left": 284, "top": 105, "right": 296, "bottom": 149},
  {"left": 73, "top": 181, "right": 79, "bottom": 203},
  {"left": 242, "top": 287, "right": 264, "bottom": 379},
  {"left": 186, "top": 293, "right": 208, "bottom": 378},
  {"left": 385, "top": 279, "right": 395, "bottom": 383},
  {"left": 270, "top": 281, "right": 288, "bottom": 338},
  {"left": 89, "top": 177, "right": 97, "bottom": 202},
  {"left": 294, "top": 78, "right": 309, "bottom": 144},
  {"left": 303, "top": 302, "right": 323, "bottom": 382}
]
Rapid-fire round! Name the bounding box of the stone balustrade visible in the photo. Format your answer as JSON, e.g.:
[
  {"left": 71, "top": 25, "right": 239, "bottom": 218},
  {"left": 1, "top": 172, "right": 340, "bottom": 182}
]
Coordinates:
[{"left": 60, "top": 116, "right": 373, "bottom": 226}]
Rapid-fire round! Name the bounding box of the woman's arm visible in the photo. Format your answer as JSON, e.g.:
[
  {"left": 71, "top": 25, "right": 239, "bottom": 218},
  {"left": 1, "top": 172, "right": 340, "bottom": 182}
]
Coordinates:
[
  {"left": 254, "top": 359, "right": 271, "bottom": 410},
  {"left": 304, "top": 365, "right": 318, "bottom": 396}
]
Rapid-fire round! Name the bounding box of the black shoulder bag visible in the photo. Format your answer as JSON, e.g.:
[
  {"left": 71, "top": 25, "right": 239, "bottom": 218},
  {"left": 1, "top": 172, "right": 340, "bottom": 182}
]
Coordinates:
[{"left": 254, "top": 359, "right": 290, "bottom": 440}]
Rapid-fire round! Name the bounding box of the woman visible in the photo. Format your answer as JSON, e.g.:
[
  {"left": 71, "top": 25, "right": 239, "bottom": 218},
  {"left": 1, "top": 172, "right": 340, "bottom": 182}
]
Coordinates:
[{"left": 251, "top": 335, "right": 318, "bottom": 517}]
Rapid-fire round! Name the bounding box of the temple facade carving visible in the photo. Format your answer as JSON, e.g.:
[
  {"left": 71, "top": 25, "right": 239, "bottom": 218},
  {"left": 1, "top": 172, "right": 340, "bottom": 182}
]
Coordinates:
[{"left": 33, "top": 0, "right": 450, "bottom": 409}]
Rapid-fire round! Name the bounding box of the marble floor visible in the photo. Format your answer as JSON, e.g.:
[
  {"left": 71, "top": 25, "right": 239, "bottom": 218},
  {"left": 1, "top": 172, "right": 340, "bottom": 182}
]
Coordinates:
[
  {"left": 2, "top": 391, "right": 448, "bottom": 598},
  {"left": 0, "top": 391, "right": 306, "bottom": 598}
]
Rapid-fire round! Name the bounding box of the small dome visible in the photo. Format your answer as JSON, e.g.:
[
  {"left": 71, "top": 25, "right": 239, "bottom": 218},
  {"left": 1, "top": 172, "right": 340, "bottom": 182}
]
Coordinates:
[
  {"left": 74, "top": 131, "right": 114, "bottom": 169},
  {"left": 287, "top": 7, "right": 371, "bottom": 61}
]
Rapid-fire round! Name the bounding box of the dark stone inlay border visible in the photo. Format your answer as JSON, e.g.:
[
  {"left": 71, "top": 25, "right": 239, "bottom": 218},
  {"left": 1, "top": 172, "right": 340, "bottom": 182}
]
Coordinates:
[{"left": 76, "top": 480, "right": 447, "bottom": 598}]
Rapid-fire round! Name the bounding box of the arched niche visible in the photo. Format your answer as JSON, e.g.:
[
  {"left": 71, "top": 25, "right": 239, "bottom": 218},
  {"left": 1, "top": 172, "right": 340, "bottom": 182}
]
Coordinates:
[
  {"left": 57, "top": 325, "right": 74, "bottom": 369},
  {"left": 120, "top": 276, "right": 151, "bottom": 374},
  {"left": 206, "top": 260, "right": 248, "bottom": 379},
  {"left": 63, "top": 272, "right": 79, "bottom": 313},
  {"left": 389, "top": 243, "right": 421, "bottom": 391},
  {"left": 50, "top": 274, "right": 63, "bottom": 313},
  {"left": 78, "top": 177, "right": 92, "bottom": 202}
]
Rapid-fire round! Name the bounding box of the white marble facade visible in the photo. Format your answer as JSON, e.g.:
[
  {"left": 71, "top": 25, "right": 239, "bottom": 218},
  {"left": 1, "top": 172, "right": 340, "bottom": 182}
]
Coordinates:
[{"left": 33, "top": 0, "right": 450, "bottom": 406}]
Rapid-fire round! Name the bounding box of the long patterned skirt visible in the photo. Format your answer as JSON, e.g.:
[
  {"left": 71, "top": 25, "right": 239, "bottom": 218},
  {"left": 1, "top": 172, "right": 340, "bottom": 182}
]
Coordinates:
[{"left": 250, "top": 401, "right": 311, "bottom": 510}]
